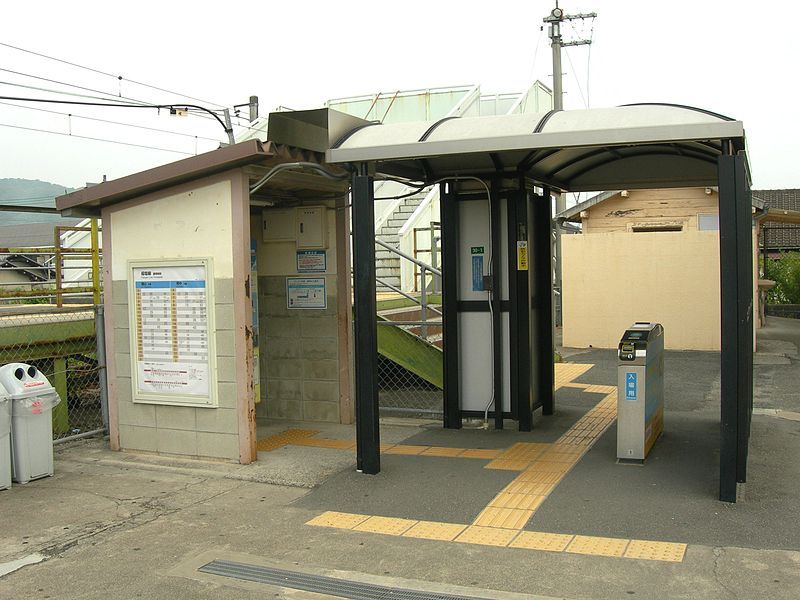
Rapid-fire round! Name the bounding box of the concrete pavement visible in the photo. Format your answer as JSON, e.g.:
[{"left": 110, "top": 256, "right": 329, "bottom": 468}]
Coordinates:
[{"left": 0, "top": 318, "right": 798, "bottom": 599}]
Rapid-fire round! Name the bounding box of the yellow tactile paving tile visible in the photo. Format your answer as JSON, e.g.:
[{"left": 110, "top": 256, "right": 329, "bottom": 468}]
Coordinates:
[
  {"left": 507, "top": 471, "right": 563, "bottom": 488},
  {"left": 455, "top": 525, "right": 518, "bottom": 547},
  {"left": 538, "top": 451, "right": 583, "bottom": 463},
  {"left": 403, "top": 521, "right": 467, "bottom": 541},
  {"left": 421, "top": 447, "right": 465, "bottom": 457},
  {"left": 304, "top": 512, "right": 687, "bottom": 563},
  {"left": 379, "top": 443, "right": 396, "bottom": 451},
  {"left": 510, "top": 531, "right": 575, "bottom": 552},
  {"left": 566, "top": 535, "right": 630, "bottom": 558},
  {"left": 291, "top": 438, "right": 355, "bottom": 449},
  {"left": 624, "top": 540, "right": 688, "bottom": 562},
  {"left": 473, "top": 507, "right": 533, "bottom": 529},
  {"left": 353, "top": 516, "right": 418, "bottom": 536},
  {"left": 498, "top": 442, "right": 550, "bottom": 460},
  {"left": 500, "top": 479, "right": 555, "bottom": 495},
  {"left": 384, "top": 445, "right": 429, "bottom": 455},
  {"left": 484, "top": 459, "right": 533, "bottom": 471},
  {"left": 306, "top": 511, "right": 370, "bottom": 530},
  {"left": 256, "top": 428, "right": 319, "bottom": 451},
  {"left": 525, "top": 461, "right": 573, "bottom": 474},
  {"left": 488, "top": 492, "right": 547, "bottom": 511},
  {"left": 554, "top": 363, "right": 593, "bottom": 388},
  {"left": 459, "top": 448, "right": 503, "bottom": 459}
]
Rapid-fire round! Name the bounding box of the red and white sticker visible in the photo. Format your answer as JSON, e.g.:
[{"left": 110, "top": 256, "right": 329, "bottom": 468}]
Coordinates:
[
  {"left": 31, "top": 400, "right": 43, "bottom": 415},
  {"left": 23, "top": 381, "right": 45, "bottom": 388}
]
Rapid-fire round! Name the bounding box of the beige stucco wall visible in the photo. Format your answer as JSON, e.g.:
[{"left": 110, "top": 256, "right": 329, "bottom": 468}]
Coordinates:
[
  {"left": 108, "top": 178, "right": 242, "bottom": 461},
  {"left": 562, "top": 230, "right": 722, "bottom": 351}
]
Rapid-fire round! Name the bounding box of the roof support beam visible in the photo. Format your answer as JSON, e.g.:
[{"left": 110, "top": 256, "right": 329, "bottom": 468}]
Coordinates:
[
  {"left": 352, "top": 166, "right": 380, "bottom": 474},
  {"left": 718, "top": 153, "right": 753, "bottom": 502},
  {"left": 530, "top": 186, "right": 555, "bottom": 416}
]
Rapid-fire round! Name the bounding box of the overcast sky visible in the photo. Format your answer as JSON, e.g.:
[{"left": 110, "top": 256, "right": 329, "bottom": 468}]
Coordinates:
[{"left": 1, "top": 1, "right": 797, "bottom": 194}]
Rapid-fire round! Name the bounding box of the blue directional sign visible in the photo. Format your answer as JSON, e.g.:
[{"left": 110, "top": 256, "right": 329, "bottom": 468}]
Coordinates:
[{"left": 625, "top": 372, "right": 637, "bottom": 401}]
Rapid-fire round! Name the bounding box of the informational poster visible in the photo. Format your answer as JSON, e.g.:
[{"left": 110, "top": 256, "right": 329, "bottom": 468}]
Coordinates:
[
  {"left": 516, "top": 241, "right": 528, "bottom": 271},
  {"left": 286, "top": 277, "right": 326, "bottom": 309},
  {"left": 296, "top": 249, "right": 327, "bottom": 273},
  {"left": 131, "top": 262, "right": 214, "bottom": 405},
  {"left": 471, "top": 246, "right": 485, "bottom": 292}
]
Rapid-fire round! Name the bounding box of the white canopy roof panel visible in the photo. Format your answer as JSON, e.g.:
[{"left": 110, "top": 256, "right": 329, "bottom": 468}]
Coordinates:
[{"left": 322, "top": 104, "right": 747, "bottom": 192}]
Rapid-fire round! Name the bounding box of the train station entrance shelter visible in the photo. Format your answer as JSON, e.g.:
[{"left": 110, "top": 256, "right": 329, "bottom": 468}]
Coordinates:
[{"left": 272, "top": 103, "right": 753, "bottom": 502}]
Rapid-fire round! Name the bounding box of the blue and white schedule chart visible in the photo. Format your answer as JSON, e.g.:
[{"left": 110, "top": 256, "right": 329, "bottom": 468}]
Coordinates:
[{"left": 132, "top": 264, "right": 211, "bottom": 400}]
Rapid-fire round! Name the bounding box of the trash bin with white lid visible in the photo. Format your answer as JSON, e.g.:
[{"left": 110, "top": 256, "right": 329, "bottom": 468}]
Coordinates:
[
  {"left": 0, "top": 381, "right": 11, "bottom": 490},
  {"left": 0, "top": 363, "right": 61, "bottom": 484}
]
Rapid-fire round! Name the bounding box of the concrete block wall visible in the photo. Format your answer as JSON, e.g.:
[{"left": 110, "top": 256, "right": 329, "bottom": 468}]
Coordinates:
[
  {"left": 257, "top": 274, "right": 340, "bottom": 422},
  {"left": 107, "top": 178, "right": 242, "bottom": 461}
]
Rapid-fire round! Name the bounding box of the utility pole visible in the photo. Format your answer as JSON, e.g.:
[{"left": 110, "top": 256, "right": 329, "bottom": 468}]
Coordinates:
[
  {"left": 543, "top": 3, "right": 595, "bottom": 326},
  {"left": 544, "top": 3, "right": 596, "bottom": 111}
]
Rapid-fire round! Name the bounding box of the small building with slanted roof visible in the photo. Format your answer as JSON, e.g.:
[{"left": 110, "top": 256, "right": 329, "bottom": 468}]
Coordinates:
[{"left": 557, "top": 187, "right": 762, "bottom": 351}]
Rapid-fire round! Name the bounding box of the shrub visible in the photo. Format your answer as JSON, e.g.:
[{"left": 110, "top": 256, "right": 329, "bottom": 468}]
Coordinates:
[{"left": 766, "top": 252, "right": 800, "bottom": 304}]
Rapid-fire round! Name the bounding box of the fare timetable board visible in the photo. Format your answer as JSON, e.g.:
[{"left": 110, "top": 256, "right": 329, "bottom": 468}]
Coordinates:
[{"left": 130, "top": 262, "right": 215, "bottom": 406}]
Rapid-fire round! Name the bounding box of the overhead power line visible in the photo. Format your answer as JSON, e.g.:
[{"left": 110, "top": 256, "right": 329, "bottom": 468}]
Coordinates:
[
  {"left": 0, "top": 41, "right": 228, "bottom": 109},
  {"left": 0, "top": 122, "right": 194, "bottom": 156},
  {"left": 0, "top": 66, "right": 149, "bottom": 107},
  {"left": 0, "top": 95, "right": 234, "bottom": 142},
  {"left": 0, "top": 99, "right": 222, "bottom": 143}
]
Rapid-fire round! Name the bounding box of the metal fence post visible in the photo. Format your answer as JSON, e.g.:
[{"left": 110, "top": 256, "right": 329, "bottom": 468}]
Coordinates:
[
  {"left": 95, "top": 304, "right": 109, "bottom": 431},
  {"left": 420, "top": 266, "right": 428, "bottom": 339}
]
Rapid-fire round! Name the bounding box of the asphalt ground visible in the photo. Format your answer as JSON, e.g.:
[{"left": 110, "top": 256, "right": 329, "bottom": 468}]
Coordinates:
[{"left": 0, "top": 317, "right": 798, "bottom": 599}]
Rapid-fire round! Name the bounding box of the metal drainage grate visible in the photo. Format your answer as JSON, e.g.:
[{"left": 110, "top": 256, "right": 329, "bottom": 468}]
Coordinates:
[{"left": 199, "top": 560, "right": 491, "bottom": 600}]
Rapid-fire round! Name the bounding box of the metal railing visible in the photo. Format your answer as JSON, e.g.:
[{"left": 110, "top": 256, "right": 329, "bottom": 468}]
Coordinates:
[
  {"left": 374, "top": 237, "right": 442, "bottom": 341},
  {"left": 0, "top": 221, "right": 107, "bottom": 442},
  {"left": 0, "top": 220, "right": 102, "bottom": 306},
  {"left": 412, "top": 221, "right": 441, "bottom": 294}
]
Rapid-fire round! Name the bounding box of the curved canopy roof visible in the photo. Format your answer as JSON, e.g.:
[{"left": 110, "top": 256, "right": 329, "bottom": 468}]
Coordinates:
[{"left": 324, "top": 104, "right": 748, "bottom": 192}]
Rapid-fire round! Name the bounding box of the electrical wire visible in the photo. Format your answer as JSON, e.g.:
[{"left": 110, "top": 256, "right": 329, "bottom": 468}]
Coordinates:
[
  {"left": 0, "top": 95, "right": 230, "bottom": 134},
  {"left": 563, "top": 47, "right": 588, "bottom": 109},
  {"left": 0, "top": 76, "right": 261, "bottom": 134},
  {"left": 0, "top": 44, "right": 268, "bottom": 134},
  {"left": 0, "top": 41, "right": 227, "bottom": 109},
  {"left": 0, "top": 67, "right": 149, "bottom": 107},
  {"left": 0, "top": 79, "right": 144, "bottom": 105},
  {"left": 0, "top": 122, "right": 194, "bottom": 155},
  {"left": 0, "top": 100, "right": 221, "bottom": 142}
]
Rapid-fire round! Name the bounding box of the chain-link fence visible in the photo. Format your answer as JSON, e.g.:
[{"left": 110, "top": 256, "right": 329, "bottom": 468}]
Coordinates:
[
  {"left": 376, "top": 318, "right": 443, "bottom": 418},
  {"left": 0, "top": 305, "right": 106, "bottom": 442}
]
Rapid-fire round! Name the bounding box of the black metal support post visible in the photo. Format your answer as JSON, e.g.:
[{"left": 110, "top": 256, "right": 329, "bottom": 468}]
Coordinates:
[
  {"left": 530, "top": 187, "right": 555, "bottom": 416},
  {"left": 718, "top": 153, "right": 754, "bottom": 502},
  {"left": 490, "top": 179, "right": 504, "bottom": 430},
  {"left": 509, "top": 184, "right": 532, "bottom": 431},
  {"left": 352, "top": 167, "right": 380, "bottom": 474},
  {"left": 441, "top": 182, "right": 461, "bottom": 429}
]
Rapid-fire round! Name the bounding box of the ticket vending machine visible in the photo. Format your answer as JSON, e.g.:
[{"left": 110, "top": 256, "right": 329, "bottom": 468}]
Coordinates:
[{"left": 617, "top": 322, "right": 665, "bottom": 463}]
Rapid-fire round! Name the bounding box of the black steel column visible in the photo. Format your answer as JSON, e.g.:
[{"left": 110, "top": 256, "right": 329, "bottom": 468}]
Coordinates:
[
  {"left": 352, "top": 167, "right": 380, "bottom": 474},
  {"left": 509, "top": 184, "right": 532, "bottom": 431},
  {"left": 441, "top": 182, "right": 461, "bottom": 429},
  {"left": 718, "top": 153, "right": 753, "bottom": 501},
  {"left": 530, "top": 187, "right": 555, "bottom": 416},
  {"left": 490, "top": 179, "right": 504, "bottom": 430}
]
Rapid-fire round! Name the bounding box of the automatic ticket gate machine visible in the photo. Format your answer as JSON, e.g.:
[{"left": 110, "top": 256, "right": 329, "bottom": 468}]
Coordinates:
[{"left": 617, "top": 322, "right": 664, "bottom": 463}]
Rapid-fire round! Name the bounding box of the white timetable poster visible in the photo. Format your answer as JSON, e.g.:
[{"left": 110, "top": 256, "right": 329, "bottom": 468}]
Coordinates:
[{"left": 132, "top": 264, "right": 212, "bottom": 402}]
